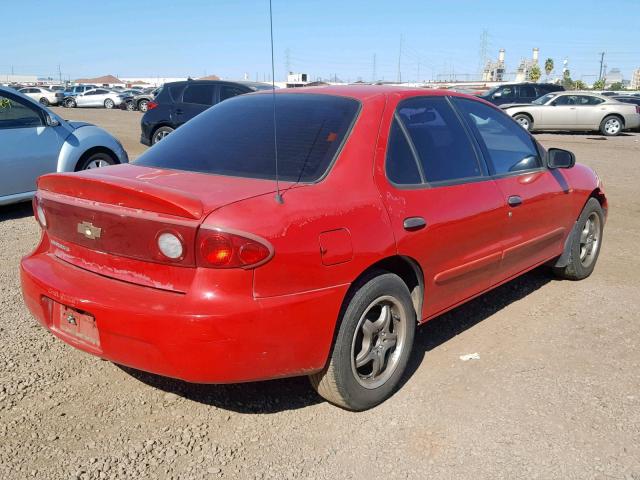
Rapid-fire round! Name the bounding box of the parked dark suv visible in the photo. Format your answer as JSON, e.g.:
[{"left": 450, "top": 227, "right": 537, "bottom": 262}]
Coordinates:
[
  {"left": 140, "top": 80, "right": 255, "bottom": 145},
  {"left": 478, "top": 83, "right": 565, "bottom": 106}
]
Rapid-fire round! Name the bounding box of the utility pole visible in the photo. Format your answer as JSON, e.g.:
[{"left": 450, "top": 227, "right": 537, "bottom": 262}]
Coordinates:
[
  {"left": 598, "top": 52, "right": 605, "bottom": 81},
  {"left": 58, "top": 64, "right": 62, "bottom": 84},
  {"left": 417, "top": 62, "right": 421, "bottom": 83},
  {"left": 372, "top": 53, "right": 377, "bottom": 83},
  {"left": 397, "top": 35, "right": 403, "bottom": 83}
]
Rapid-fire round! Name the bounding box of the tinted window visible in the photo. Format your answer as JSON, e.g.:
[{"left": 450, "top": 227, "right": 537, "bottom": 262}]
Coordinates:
[
  {"left": 220, "top": 85, "right": 248, "bottom": 102},
  {"left": 182, "top": 84, "right": 215, "bottom": 105},
  {"left": 554, "top": 95, "right": 577, "bottom": 106},
  {"left": 0, "top": 94, "right": 43, "bottom": 129},
  {"left": 499, "top": 86, "right": 515, "bottom": 99},
  {"left": 94, "top": 89, "right": 109, "bottom": 94},
  {"left": 396, "top": 97, "right": 482, "bottom": 183},
  {"left": 85, "top": 90, "right": 98, "bottom": 96},
  {"left": 455, "top": 97, "right": 541, "bottom": 175},
  {"left": 386, "top": 119, "right": 422, "bottom": 185},
  {"left": 519, "top": 85, "right": 536, "bottom": 98},
  {"left": 136, "top": 94, "right": 359, "bottom": 182}
]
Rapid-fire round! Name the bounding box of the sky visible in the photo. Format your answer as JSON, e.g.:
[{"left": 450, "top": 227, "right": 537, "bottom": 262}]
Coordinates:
[{"left": 2, "top": 0, "right": 639, "bottom": 83}]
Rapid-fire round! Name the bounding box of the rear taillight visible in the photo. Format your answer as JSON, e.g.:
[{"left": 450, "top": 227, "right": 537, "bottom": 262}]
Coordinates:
[
  {"left": 196, "top": 228, "right": 273, "bottom": 269},
  {"left": 147, "top": 101, "right": 158, "bottom": 110},
  {"left": 636, "top": 106, "right": 640, "bottom": 114},
  {"left": 33, "top": 196, "right": 47, "bottom": 229}
]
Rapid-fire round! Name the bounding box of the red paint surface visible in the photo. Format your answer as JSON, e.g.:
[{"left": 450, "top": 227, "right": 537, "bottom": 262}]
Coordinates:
[{"left": 20, "top": 86, "right": 605, "bottom": 383}]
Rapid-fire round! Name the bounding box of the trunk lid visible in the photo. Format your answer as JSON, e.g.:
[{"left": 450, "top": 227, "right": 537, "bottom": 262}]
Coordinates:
[{"left": 37, "top": 164, "right": 280, "bottom": 292}]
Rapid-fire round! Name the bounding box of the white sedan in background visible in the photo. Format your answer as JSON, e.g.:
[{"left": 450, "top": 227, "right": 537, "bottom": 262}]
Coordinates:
[
  {"left": 504, "top": 92, "right": 640, "bottom": 136},
  {"left": 18, "top": 87, "right": 62, "bottom": 106},
  {"left": 63, "top": 88, "right": 126, "bottom": 109}
]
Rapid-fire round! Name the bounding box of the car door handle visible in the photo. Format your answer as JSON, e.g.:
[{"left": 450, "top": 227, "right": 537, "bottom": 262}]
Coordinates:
[
  {"left": 403, "top": 216, "right": 427, "bottom": 230},
  {"left": 507, "top": 195, "right": 523, "bottom": 207}
]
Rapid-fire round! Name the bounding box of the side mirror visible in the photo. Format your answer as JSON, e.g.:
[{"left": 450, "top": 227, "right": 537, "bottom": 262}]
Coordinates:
[
  {"left": 45, "top": 113, "right": 60, "bottom": 127},
  {"left": 548, "top": 148, "right": 575, "bottom": 169}
]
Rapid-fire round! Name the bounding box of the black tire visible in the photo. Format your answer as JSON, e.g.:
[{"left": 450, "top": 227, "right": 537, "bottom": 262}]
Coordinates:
[
  {"left": 553, "top": 198, "right": 604, "bottom": 280},
  {"left": 125, "top": 100, "right": 136, "bottom": 111},
  {"left": 39, "top": 97, "right": 50, "bottom": 107},
  {"left": 513, "top": 113, "right": 533, "bottom": 131},
  {"left": 599, "top": 115, "right": 623, "bottom": 136},
  {"left": 64, "top": 98, "right": 76, "bottom": 108},
  {"left": 104, "top": 98, "right": 115, "bottom": 109},
  {"left": 309, "top": 272, "right": 416, "bottom": 411},
  {"left": 76, "top": 151, "right": 117, "bottom": 171},
  {"left": 138, "top": 99, "right": 149, "bottom": 112},
  {"left": 151, "top": 126, "right": 174, "bottom": 144}
]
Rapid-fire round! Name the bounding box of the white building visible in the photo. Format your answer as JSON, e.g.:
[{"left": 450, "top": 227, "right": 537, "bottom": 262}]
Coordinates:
[
  {"left": 119, "top": 77, "right": 189, "bottom": 87},
  {"left": 515, "top": 48, "right": 539, "bottom": 82},
  {"left": 2, "top": 73, "right": 38, "bottom": 84},
  {"left": 631, "top": 68, "right": 640, "bottom": 90},
  {"left": 482, "top": 49, "right": 506, "bottom": 82},
  {"left": 605, "top": 68, "right": 623, "bottom": 87}
]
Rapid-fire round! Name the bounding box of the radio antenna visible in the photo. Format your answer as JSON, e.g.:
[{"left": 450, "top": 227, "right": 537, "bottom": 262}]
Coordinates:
[{"left": 269, "top": 0, "right": 284, "bottom": 204}]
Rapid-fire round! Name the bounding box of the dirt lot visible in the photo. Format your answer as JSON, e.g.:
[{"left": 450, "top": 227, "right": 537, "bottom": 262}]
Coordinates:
[{"left": 1, "top": 108, "right": 639, "bottom": 480}]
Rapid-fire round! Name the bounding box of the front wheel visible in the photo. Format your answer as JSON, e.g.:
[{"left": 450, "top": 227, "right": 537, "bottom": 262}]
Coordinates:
[
  {"left": 64, "top": 98, "right": 76, "bottom": 108},
  {"left": 39, "top": 97, "right": 50, "bottom": 107},
  {"left": 138, "top": 99, "right": 149, "bottom": 112},
  {"left": 126, "top": 100, "right": 136, "bottom": 111},
  {"left": 513, "top": 113, "right": 532, "bottom": 131},
  {"left": 309, "top": 272, "right": 416, "bottom": 410},
  {"left": 553, "top": 198, "right": 604, "bottom": 280},
  {"left": 600, "top": 115, "right": 623, "bottom": 136},
  {"left": 104, "top": 98, "right": 115, "bottom": 109}
]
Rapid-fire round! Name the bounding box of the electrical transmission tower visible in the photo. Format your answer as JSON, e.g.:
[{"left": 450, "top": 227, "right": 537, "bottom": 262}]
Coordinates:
[
  {"left": 372, "top": 53, "right": 377, "bottom": 83},
  {"left": 397, "top": 35, "right": 403, "bottom": 83},
  {"left": 478, "top": 29, "right": 489, "bottom": 76},
  {"left": 284, "top": 48, "right": 291, "bottom": 76}
]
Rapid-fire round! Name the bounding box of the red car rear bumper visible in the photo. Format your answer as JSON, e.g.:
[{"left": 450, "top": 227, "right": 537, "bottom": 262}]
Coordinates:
[{"left": 20, "top": 252, "right": 347, "bottom": 383}]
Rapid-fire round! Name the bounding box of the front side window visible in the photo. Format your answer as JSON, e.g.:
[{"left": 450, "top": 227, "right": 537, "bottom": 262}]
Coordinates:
[
  {"left": 182, "top": 84, "right": 215, "bottom": 105},
  {"left": 393, "top": 96, "right": 483, "bottom": 184},
  {"left": 553, "top": 95, "right": 578, "bottom": 106},
  {"left": 454, "top": 97, "right": 541, "bottom": 175},
  {"left": 499, "top": 86, "right": 515, "bottom": 99},
  {"left": 0, "top": 93, "right": 43, "bottom": 129},
  {"left": 136, "top": 93, "right": 359, "bottom": 182}
]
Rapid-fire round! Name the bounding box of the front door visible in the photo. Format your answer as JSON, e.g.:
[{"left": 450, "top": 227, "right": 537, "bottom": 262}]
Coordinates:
[
  {"left": 376, "top": 95, "right": 509, "bottom": 320},
  {"left": 540, "top": 95, "right": 578, "bottom": 128},
  {"left": 0, "top": 92, "right": 64, "bottom": 196},
  {"left": 453, "top": 97, "right": 575, "bottom": 280}
]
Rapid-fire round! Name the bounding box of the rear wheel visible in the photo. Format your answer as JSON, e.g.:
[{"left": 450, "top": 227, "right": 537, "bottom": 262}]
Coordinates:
[
  {"left": 553, "top": 198, "right": 604, "bottom": 280},
  {"left": 309, "top": 272, "right": 415, "bottom": 410},
  {"left": 138, "top": 99, "right": 149, "bottom": 112},
  {"left": 77, "top": 151, "right": 117, "bottom": 171},
  {"left": 39, "top": 97, "right": 50, "bottom": 107},
  {"left": 152, "top": 126, "right": 174, "bottom": 144},
  {"left": 126, "top": 100, "right": 136, "bottom": 111},
  {"left": 600, "top": 115, "right": 623, "bottom": 136},
  {"left": 513, "top": 113, "right": 532, "bottom": 131},
  {"left": 104, "top": 98, "right": 115, "bottom": 109},
  {"left": 64, "top": 98, "right": 76, "bottom": 108}
]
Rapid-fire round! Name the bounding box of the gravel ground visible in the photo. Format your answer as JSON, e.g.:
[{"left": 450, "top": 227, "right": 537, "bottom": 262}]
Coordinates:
[{"left": 1, "top": 109, "right": 639, "bottom": 479}]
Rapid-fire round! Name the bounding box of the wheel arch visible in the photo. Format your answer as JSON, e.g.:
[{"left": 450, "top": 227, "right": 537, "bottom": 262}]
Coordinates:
[
  {"left": 74, "top": 146, "right": 119, "bottom": 171},
  {"left": 602, "top": 113, "right": 625, "bottom": 128}
]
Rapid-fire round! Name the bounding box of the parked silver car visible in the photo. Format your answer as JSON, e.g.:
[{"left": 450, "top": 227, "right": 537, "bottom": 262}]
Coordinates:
[
  {"left": 63, "top": 88, "right": 126, "bottom": 109},
  {"left": 0, "top": 87, "right": 128, "bottom": 206},
  {"left": 504, "top": 92, "right": 640, "bottom": 136}
]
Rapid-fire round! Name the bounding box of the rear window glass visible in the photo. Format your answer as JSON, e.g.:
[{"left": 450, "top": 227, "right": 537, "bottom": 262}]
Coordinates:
[{"left": 135, "top": 93, "right": 359, "bottom": 182}]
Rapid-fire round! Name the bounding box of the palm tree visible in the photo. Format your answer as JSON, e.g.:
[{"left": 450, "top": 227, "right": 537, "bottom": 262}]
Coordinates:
[
  {"left": 544, "top": 58, "right": 554, "bottom": 80},
  {"left": 528, "top": 64, "right": 542, "bottom": 83}
]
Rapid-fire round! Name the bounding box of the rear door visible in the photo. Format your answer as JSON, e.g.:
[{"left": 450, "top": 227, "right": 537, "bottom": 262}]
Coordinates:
[
  {"left": 574, "top": 95, "right": 606, "bottom": 128},
  {"left": 453, "top": 97, "right": 575, "bottom": 280},
  {"left": 517, "top": 84, "right": 538, "bottom": 103},
  {"left": 0, "top": 92, "right": 64, "bottom": 196},
  {"left": 376, "top": 95, "right": 509, "bottom": 319},
  {"left": 175, "top": 83, "right": 216, "bottom": 126}
]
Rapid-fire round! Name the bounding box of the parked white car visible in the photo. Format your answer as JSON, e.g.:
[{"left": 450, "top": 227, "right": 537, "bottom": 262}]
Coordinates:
[
  {"left": 504, "top": 92, "right": 640, "bottom": 136},
  {"left": 18, "top": 87, "right": 62, "bottom": 107},
  {"left": 63, "top": 88, "right": 126, "bottom": 109}
]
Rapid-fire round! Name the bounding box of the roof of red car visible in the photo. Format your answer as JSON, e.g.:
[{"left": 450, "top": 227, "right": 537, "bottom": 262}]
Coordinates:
[{"left": 257, "top": 84, "right": 459, "bottom": 101}]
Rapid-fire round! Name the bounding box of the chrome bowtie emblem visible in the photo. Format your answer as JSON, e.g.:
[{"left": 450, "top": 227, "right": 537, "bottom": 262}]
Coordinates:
[
  {"left": 66, "top": 314, "right": 77, "bottom": 325},
  {"left": 77, "top": 221, "right": 102, "bottom": 240}
]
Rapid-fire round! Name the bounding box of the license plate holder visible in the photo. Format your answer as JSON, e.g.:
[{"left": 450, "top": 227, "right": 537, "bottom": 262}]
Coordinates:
[{"left": 53, "top": 302, "right": 100, "bottom": 347}]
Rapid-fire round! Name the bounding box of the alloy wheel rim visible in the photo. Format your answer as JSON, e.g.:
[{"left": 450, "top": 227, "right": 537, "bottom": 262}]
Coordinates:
[
  {"left": 605, "top": 118, "right": 620, "bottom": 134},
  {"left": 105, "top": 100, "right": 114, "bottom": 109},
  {"left": 350, "top": 295, "right": 408, "bottom": 389},
  {"left": 579, "top": 212, "right": 601, "bottom": 267},
  {"left": 516, "top": 117, "right": 530, "bottom": 129},
  {"left": 155, "top": 130, "right": 170, "bottom": 142},
  {"left": 85, "top": 159, "right": 109, "bottom": 169},
  {"left": 139, "top": 102, "right": 148, "bottom": 112}
]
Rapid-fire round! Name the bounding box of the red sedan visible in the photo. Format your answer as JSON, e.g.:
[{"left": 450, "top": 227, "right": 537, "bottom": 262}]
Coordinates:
[{"left": 21, "top": 86, "right": 607, "bottom": 410}]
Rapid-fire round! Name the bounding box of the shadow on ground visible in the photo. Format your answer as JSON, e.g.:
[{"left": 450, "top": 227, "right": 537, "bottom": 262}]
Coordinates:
[
  {"left": 0, "top": 201, "right": 33, "bottom": 222},
  {"left": 120, "top": 266, "right": 553, "bottom": 414}
]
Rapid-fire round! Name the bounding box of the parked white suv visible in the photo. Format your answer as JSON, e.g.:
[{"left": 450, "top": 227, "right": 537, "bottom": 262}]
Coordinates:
[{"left": 18, "top": 87, "right": 62, "bottom": 106}]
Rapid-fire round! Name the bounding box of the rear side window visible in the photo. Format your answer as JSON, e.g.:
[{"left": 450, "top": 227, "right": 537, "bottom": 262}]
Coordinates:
[
  {"left": 220, "top": 85, "right": 248, "bottom": 102},
  {"left": 135, "top": 93, "right": 359, "bottom": 182},
  {"left": 386, "top": 119, "right": 422, "bottom": 184},
  {"left": 519, "top": 85, "right": 536, "bottom": 98},
  {"left": 454, "top": 97, "right": 541, "bottom": 175},
  {"left": 183, "top": 84, "right": 215, "bottom": 105},
  {"left": 393, "top": 96, "right": 483, "bottom": 184}
]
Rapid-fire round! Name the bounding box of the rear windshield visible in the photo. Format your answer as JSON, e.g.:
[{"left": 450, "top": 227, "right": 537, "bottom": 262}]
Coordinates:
[{"left": 135, "top": 93, "right": 359, "bottom": 182}]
